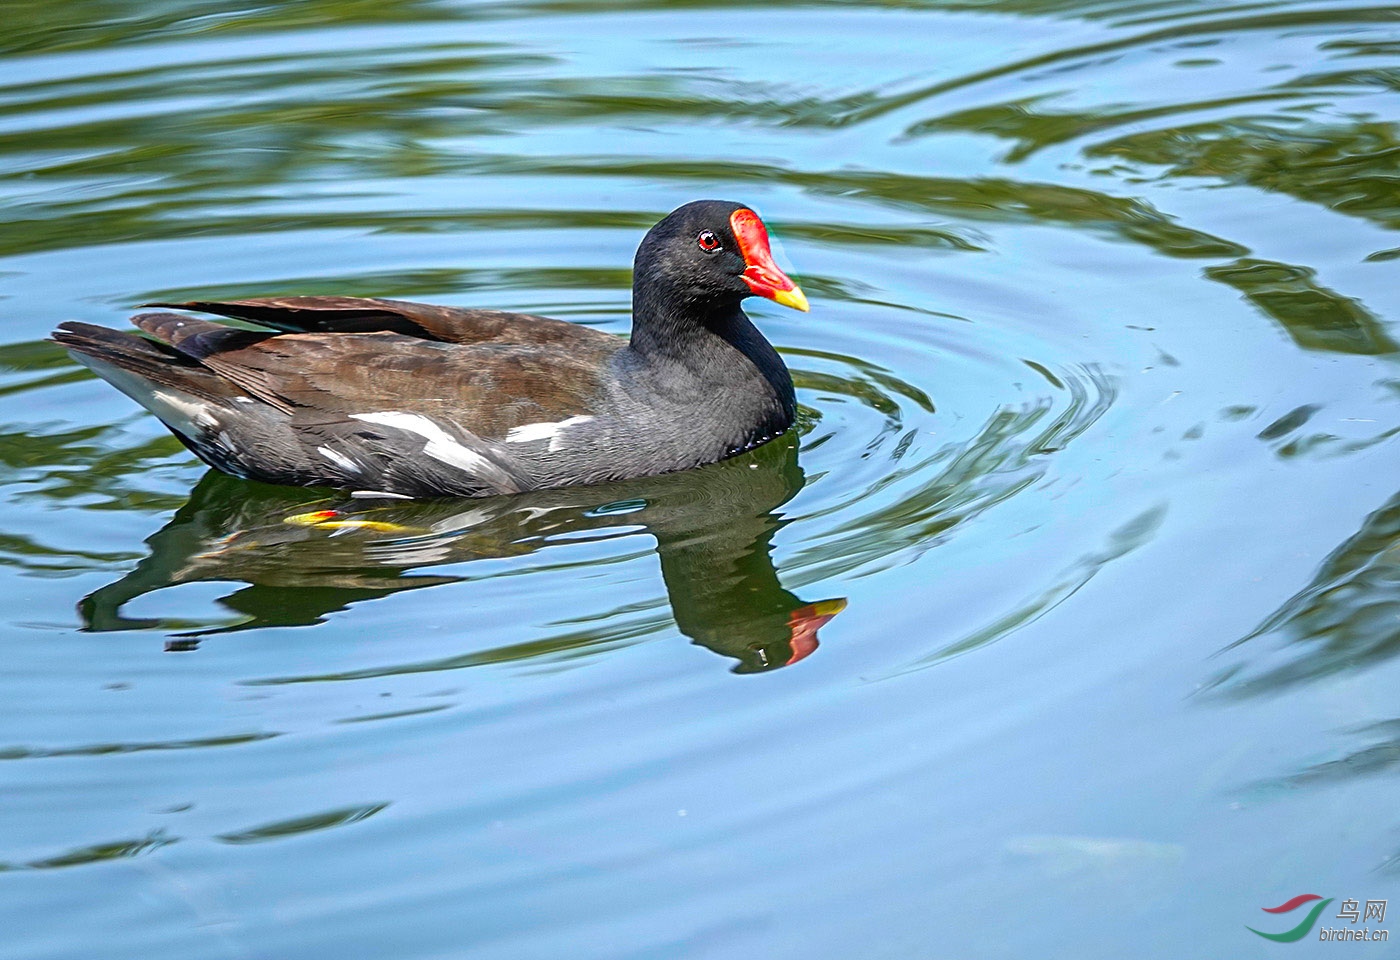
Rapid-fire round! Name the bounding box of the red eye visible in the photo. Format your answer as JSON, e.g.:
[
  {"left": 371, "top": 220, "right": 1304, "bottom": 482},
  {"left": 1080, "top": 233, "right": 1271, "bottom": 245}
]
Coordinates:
[{"left": 697, "top": 230, "right": 721, "bottom": 252}]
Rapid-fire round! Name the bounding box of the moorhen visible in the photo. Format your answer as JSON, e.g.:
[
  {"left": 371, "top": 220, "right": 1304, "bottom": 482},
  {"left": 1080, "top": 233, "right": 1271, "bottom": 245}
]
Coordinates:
[{"left": 53, "top": 200, "right": 809, "bottom": 498}]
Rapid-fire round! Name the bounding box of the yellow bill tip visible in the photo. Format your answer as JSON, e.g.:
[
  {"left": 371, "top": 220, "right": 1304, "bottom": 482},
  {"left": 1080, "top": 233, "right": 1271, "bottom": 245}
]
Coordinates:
[{"left": 771, "top": 283, "right": 810, "bottom": 313}]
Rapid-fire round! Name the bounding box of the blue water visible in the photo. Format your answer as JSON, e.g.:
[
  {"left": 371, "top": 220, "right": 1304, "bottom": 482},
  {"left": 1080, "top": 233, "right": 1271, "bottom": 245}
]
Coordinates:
[{"left": 4, "top": 1, "right": 1400, "bottom": 956}]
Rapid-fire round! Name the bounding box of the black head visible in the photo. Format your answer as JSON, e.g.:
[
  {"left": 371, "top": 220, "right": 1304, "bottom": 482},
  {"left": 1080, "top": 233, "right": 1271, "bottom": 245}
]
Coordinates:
[{"left": 633, "top": 200, "right": 808, "bottom": 318}]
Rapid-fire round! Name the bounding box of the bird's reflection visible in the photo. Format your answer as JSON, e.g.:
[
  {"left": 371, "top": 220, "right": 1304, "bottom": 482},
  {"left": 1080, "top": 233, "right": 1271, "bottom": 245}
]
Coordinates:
[{"left": 79, "top": 437, "right": 844, "bottom": 672}]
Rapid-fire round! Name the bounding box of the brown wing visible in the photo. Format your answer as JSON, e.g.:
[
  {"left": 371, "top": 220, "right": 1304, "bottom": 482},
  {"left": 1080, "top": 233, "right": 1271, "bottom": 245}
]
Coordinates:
[
  {"left": 142, "top": 296, "right": 618, "bottom": 352},
  {"left": 129, "top": 312, "right": 620, "bottom": 438}
]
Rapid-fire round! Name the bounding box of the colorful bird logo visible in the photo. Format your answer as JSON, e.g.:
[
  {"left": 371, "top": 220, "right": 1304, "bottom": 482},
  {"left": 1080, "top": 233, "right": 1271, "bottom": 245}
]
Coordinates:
[{"left": 1247, "top": 895, "right": 1334, "bottom": 942}]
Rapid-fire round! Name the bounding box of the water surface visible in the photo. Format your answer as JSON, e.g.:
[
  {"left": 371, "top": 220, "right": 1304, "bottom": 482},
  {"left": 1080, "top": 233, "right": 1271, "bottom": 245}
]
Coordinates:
[{"left": 4, "top": 1, "right": 1400, "bottom": 957}]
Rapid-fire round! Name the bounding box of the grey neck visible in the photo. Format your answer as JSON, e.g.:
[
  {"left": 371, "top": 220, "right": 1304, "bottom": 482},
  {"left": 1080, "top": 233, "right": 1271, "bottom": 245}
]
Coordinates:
[{"left": 626, "top": 286, "right": 796, "bottom": 434}]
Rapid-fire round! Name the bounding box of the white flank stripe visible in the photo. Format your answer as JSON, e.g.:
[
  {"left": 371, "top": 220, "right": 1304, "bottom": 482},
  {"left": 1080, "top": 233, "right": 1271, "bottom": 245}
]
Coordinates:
[
  {"left": 316, "top": 445, "right": 361, "bottom": 474},
  {"left": 505, "top": 415, "right": 593, "bottom": 452},
  {"left": 351, "top": 411, "right": 492, "bottom": 473}
]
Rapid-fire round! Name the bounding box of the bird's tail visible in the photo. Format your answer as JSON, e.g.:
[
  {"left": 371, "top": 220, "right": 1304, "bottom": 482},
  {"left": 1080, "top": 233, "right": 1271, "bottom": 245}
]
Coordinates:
[{"left": 51, "top": 321, "right": 249, "bottom": 436}]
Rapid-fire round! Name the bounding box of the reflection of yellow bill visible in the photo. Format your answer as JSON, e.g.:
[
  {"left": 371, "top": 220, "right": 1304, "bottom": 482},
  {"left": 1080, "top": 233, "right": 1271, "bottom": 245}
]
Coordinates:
[
  {"left": 284, "top": 510, "right": 417, "bottom": 533},
  {"left": 803, "top": 598, "right": 848, "bottom": 617}
]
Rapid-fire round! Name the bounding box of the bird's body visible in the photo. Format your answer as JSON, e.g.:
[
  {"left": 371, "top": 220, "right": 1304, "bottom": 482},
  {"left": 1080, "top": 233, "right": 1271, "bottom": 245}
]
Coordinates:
[{"left": 53, "top": 200, "right": 809, "bottom": 498}]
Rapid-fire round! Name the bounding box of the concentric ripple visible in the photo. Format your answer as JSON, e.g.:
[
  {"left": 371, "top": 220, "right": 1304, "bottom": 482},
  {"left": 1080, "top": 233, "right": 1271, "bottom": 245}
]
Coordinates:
[{"left": 18, "top": 325, "right": 1113, "bottom": 682}]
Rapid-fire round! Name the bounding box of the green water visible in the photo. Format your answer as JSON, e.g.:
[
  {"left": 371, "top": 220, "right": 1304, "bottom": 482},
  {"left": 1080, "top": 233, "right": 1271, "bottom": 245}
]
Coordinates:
[{"left": 4, "top": 1, "right": 1400, "bottom": 956}]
